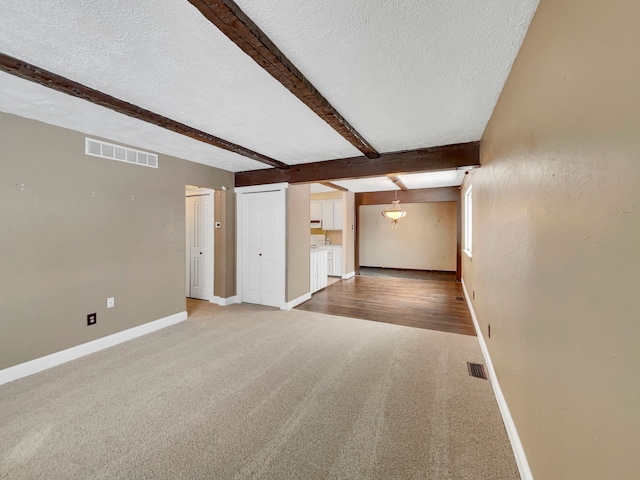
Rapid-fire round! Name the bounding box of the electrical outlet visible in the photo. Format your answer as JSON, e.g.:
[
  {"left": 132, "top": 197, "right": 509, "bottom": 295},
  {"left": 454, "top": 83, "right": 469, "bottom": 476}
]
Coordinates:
[
  {"left": 488, "top": 323, "right": 491, "bottom": 339},
  {"left": 106, "top": 297, "right": 115, "bottom": 308},
  {"left": 87, "top": 313, "right": 97, "bottom": 326}
]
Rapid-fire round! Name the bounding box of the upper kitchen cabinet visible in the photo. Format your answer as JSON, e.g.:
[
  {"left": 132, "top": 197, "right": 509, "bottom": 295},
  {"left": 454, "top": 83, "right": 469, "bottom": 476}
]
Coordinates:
[
  {"left": 320, "top": 200, "right": 343, "bottom": 231},
  {"left": 310, "top": 201, "right": 322, "bottom": 222}
]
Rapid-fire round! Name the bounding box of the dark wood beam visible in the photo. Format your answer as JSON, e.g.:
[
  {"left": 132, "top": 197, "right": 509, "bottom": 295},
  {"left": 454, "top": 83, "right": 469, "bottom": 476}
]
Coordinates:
[
  {"left": 235, "top": 141, "right": 480, "bottom": 186},
  {"left": 0, "top": 52, "right": 288, "bottom": 169},
  {"left": 320, "top": 181, "right": 348, "bottom": 192},
  {"left": 188, "top": 0, "right": 379, "bottom": 159},
  {"left": 387, "top": 174, "right": 408, "bottom": 191}
]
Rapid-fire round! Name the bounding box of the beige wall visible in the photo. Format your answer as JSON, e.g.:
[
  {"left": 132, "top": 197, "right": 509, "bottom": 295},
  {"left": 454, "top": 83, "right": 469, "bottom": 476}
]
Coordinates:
[
  {"left": 0, "top": 112, "right": 235, "bottom": 370},
  {"left": 342, "top": 192, "right": 355, "bottom": 275},
  {"left": 214, "top": 189, "right": 236, "bottom": 298},
  {"left": 286, "top": 184, "right": 310, "bottom": 302},
  {"left": 463, "top": 0, "right": 640, "bottom": 478},
  {"left": 310, "top": 192, "right": 341, "bottom": 201},
  {"left": 360, "top": 202, "right": 456, "bottom": 271}
]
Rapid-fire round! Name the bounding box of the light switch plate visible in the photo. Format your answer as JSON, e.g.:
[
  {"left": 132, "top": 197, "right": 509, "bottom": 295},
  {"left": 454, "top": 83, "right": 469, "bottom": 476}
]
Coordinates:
[{"left": 107, "top": 297, "right": 115, "bottom": 308}]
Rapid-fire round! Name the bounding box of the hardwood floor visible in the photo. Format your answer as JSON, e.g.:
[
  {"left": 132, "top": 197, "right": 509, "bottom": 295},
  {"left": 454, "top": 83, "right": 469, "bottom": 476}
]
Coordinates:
[
  {"left": 296, "top": 275, "right": 476, "bottom": 336},
  {"left": 359, "top": 266, "right": 457, "bottom": 282}
]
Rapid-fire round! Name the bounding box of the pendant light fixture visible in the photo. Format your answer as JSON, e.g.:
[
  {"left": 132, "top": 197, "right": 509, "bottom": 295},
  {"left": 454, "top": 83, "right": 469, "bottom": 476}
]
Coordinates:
[{"left": 381, "top": 181, "right": 406, "bottom": 228}]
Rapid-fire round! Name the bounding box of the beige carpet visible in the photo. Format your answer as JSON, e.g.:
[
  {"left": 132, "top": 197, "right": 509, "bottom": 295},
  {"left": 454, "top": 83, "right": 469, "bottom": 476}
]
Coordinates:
[{"left": 0, "top": 301, "right": 519, "bottom": 479}]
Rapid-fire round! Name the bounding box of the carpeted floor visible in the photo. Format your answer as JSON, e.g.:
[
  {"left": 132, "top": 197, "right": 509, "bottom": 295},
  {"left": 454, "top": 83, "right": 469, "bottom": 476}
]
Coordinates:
[{"left": 0, "top": 300, "right": 519, "bottom": 479}]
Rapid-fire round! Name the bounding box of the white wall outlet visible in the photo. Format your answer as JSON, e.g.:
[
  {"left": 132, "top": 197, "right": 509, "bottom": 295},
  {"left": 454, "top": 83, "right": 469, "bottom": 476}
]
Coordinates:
[{"left": 106, "top": 297, "right": 115, "bottom": 308}]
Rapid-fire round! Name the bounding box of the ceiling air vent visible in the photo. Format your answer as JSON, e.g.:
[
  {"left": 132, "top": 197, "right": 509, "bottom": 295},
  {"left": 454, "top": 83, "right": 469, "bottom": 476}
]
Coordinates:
[{"left": 85, "top": 138, "right": 158, "bottom": 168}]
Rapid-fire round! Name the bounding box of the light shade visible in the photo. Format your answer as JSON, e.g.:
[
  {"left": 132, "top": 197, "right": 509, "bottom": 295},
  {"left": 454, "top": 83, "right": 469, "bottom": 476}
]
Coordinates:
[{"left": 382, "top": 200, "right": 407, "bottom": 225}]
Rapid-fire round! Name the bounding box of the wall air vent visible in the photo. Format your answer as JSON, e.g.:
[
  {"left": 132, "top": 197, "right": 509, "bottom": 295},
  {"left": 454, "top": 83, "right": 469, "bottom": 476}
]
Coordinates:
[{"left": 85, "top": 138, "right": 158, "bottom": 168}]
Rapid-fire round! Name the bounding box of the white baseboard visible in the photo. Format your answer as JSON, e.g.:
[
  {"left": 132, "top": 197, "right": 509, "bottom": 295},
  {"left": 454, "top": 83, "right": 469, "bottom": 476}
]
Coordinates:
[
  {"left": 210, "top": 295, "right": 238, "bottom": 306},
  {"left": 281, "top": 292, "right": 311, "bottom": 311},
  {"left": 342, "top": 271, "right": 355, "bottom": 280},
  {"left": 461, "top": 279, "right": 533, "bottom": 480},
  {"left": 0, "top": 310, "right": 188, "bottom": 387}
]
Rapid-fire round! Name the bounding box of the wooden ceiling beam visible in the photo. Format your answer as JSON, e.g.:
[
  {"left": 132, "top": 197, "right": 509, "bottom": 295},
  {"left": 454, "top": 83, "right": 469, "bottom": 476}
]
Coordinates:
[
  {"left": 320, "top": 181, "right": 348, "bottom": 192},
  {"left": 387, "top": 174, "right": 408, "bottom": 191},
  {"left": 188, "top": 0, "right": 380, "bottom": 159},
  {"left": 0, "top": 52, "right": 288, "bottom": 169},
  {"left": 235, "top": 141, "right": 480, "bottom": 187}
]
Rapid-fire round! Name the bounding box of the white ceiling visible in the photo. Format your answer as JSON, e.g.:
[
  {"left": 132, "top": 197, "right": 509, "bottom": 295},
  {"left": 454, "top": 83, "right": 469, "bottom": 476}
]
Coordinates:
[
  {"left": 398, "top": 170, "right": 467, "bottom": 189},
  {"left": 0, "top": 0, "right": 539, "bottom": 175}
]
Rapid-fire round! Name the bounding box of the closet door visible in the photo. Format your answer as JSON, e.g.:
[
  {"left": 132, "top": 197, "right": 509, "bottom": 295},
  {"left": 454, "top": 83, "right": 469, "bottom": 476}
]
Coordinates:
[{"left": 242, "top": 190, "right": 285, "bottom": 307}]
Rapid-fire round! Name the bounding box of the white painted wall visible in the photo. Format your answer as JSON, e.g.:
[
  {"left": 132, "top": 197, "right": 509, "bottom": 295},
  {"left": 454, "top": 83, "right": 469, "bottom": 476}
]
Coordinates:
[{"left": 359, "top": 202, "right": 456, "bottom": 271}]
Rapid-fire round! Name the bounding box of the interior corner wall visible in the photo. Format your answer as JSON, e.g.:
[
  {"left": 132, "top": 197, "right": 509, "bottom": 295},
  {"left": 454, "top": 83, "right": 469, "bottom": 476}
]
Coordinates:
[
  {"left": 286, "top": 184, "right": 310, "bottom": 302},
  {"left": 214, "top": 188, "right": 236, "bottom": 299},
  {"left": 463, "top": 0, "right": 640, "bottom": 478},
  {"left": 0, "top": 112, "right": 235, "bottom": 370},
  {"left": 359, "top": 202, "right": 456, "bottom": 271},
  {"left": 342, "top": 191, "right": 355, "bottom": 274}
]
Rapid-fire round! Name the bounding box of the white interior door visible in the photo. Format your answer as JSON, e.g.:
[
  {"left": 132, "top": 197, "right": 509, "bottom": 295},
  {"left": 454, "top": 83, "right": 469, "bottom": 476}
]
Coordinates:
[
  {"left": 242, "top": 190, "right": 285, "bottom": 307},
  {"left": 186, "top": 193, "right": 213, "bottom": 300}
]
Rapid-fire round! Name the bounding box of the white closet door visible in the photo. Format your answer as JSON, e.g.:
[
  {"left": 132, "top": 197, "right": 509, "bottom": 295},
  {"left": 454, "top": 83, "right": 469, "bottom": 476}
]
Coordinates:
[{"left": 243, "top": 190, "right": 285, "bottom": 307}]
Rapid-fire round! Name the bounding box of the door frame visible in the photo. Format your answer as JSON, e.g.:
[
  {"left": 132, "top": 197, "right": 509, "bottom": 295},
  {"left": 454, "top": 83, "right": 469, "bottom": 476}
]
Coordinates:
[
  {"left": 185, "top": 188, "right": 215, "bottom": 301},
  {"left": 235, "top": 183, "right": 288, "bottom": 308}
]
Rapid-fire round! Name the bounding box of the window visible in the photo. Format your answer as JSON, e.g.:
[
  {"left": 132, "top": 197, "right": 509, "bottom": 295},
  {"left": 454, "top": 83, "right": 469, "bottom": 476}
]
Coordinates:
[{"left": 464, "top": 186, "right": 472, "bottom": 257}]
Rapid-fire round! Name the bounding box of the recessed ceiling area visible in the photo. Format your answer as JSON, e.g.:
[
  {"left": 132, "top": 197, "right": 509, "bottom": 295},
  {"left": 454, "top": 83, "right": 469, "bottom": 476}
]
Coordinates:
[
  {"left": 309, "top": 168, "right": 469, "bottom": 194},
  {"left": 397, "top": 170, "right": 467, "bottom": 190},
  {"left": 0, "top": 0, "right": 539, "bottom": 177},
  {"left": 332, "top": 177, "right": 397, "bottom": 193}
]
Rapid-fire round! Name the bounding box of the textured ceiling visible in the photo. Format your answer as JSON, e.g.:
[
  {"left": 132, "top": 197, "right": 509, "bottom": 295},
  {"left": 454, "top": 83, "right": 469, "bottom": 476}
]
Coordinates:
[
  {"left": 0, "top": 0, "right": 539, "bottom": 175},
  {"left": 235, "top": 0, "right": 539, "bottom": 152}
]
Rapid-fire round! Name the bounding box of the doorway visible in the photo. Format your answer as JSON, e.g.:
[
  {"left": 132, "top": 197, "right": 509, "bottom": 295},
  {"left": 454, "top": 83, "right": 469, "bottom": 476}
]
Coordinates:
[{"left": 185, "top": 188, "right": 214, "bottom": 301}]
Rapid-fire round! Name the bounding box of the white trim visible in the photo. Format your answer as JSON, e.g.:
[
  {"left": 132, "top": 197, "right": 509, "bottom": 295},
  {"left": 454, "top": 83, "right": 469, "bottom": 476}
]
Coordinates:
[
  {"left": 461, "top": 279, "right": 533, "bottom": 480},
  {"left": 281, "top": 292, "right": 311, "bottom": 310},
  {"left": 0, "top": 311, "right": 188, "bottom": 387},
  {"left": 342, "top": 271, "right": 355, "bottom": 280},
  {"left": 463, "top": 185, "right": 473, "bottom": 256},
  {"left": 210, "top": 295, "right": 238, "bottom": 306},
  {"left": 234, "top": 182, "right": 289, "bottom": 194}
]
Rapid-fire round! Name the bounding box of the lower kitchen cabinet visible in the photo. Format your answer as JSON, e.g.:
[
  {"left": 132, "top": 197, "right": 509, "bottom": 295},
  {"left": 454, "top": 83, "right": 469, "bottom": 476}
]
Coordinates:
[
  {"left": 319, "top": 245, "right": 343, "bottom": 277},
  {"left": 310, "top": 249, "right": 328, "bottom": 293}
]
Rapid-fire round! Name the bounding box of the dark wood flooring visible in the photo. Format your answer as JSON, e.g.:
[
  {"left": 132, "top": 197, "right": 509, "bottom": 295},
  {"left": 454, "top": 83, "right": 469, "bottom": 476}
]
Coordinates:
[
  {"left": 359, "top": 266, "right": 457, "bottom": 282},
  {"left": 296, "top": 275, "right": 476, "bottom": 336}
]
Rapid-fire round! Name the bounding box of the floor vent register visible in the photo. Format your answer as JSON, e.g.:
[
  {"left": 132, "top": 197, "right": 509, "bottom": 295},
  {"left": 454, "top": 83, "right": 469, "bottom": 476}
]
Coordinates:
[{"left": 467, "top": 362, "right": 488, "bottom": 380}]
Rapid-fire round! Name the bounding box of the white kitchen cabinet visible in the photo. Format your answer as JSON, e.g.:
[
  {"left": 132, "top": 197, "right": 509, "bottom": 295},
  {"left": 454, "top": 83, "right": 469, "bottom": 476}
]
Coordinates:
[
  {"left": 321, "top": 201, "right": 334, "bottom": 230},
  {"left": 319, "top": 199, "right": 343, "bottom": 230},
  {"left": 333, "top": 200, "right": 343, "bottom": 231},
  {"left": 333, "top": 247, "right": 343, "bottom": 276},
  {"left": 310, "top": 249, "right": 328, "bottom": 293},
  {"left": 319, "top": 245, "right": 343, "bottom": 277},
  {"left": 310, "top": 201, "right": 322, "bottom": 221}
]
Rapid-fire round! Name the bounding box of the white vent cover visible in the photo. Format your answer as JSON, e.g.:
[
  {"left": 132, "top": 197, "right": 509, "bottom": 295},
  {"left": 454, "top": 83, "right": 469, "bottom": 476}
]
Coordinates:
[{"left": 85, "top": 138, "right": 158, "bottom": 168}]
